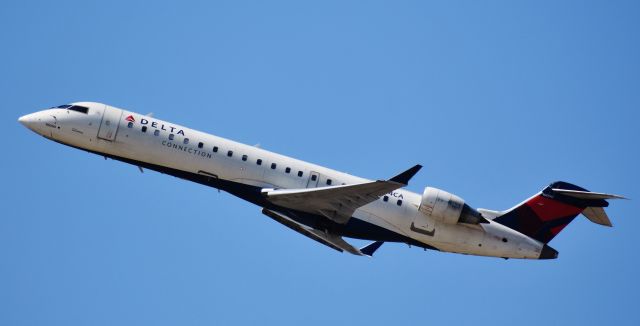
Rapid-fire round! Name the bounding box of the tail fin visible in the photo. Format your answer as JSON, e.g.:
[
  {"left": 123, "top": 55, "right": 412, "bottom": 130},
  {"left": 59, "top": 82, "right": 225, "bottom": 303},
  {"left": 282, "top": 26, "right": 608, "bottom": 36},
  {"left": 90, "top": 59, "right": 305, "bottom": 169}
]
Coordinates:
[{"left": 492, "top": 181, "right": 625, "bottom": 243}]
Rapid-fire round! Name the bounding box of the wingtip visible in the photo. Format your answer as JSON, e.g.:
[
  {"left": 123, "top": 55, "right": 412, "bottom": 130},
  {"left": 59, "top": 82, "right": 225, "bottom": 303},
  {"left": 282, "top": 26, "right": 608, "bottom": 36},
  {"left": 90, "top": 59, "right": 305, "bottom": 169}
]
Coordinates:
[
  {"left": 360, "top": 241, "right": 384, "bottom": 257},
  {"left": 389, "top": 164, "right": 422, "bottom": 185}
]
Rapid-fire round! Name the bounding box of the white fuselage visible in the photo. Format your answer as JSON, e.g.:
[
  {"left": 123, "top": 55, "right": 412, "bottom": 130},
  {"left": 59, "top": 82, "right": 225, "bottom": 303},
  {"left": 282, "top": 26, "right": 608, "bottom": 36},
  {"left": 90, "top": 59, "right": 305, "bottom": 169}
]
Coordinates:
[{"left": 19, "top": 102, "right": 547, "bottom": 259}]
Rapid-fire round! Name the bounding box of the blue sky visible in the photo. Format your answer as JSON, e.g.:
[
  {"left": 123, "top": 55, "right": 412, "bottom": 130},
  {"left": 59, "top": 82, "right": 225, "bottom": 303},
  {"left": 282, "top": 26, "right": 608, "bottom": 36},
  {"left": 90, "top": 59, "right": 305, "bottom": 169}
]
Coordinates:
[{"left": 2, "top": 1, "right": 639, "bottom": 325}]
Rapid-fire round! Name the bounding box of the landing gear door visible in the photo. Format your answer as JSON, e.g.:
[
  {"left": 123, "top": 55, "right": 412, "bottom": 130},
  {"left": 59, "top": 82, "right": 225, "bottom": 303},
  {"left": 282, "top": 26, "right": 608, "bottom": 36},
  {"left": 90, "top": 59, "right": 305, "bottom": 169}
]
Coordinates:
[{"left": 98, "top": 106, "right": 123, "bottom": 141}]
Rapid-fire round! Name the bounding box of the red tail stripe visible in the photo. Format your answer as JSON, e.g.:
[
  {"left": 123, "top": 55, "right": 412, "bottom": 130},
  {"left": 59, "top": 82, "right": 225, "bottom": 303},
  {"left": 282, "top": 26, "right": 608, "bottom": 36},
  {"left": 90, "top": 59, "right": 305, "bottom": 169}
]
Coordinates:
[{"left": 525, "top": 195, "right": 583, "bottom": 222}]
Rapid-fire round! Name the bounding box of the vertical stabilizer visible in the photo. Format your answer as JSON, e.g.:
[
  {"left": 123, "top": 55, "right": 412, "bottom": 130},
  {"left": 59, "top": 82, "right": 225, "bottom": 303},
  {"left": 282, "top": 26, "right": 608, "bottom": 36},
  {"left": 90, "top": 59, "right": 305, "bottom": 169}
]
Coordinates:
[{"left": 492, "top": 182, "right": 624, "bottom": 243}]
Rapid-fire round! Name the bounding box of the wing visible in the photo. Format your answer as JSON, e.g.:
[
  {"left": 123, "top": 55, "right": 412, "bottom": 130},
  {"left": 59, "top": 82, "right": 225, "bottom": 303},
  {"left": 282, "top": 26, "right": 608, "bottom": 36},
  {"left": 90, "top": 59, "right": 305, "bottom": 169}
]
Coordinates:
[
  {"left": 262, "top": 209, "right": 384, "bottom": 256},
  {"left": 263, "top": 165, "right": 422, "bottom": 224}
]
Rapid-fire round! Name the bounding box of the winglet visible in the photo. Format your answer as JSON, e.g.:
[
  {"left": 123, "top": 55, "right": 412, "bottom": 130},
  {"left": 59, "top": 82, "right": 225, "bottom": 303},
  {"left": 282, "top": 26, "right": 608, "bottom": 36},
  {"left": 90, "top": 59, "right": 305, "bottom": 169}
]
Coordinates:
[
  {"left": 389, "top": 164, "right": 422, "bottom": 185},
  {"left": 360, "top": 241, "right": 384, "bottom": 257}
]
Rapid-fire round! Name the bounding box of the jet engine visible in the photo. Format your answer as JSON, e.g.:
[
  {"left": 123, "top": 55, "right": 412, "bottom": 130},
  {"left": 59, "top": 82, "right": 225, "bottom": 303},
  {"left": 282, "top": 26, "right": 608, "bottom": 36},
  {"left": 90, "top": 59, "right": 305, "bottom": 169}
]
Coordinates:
[{"left": 419, "top": 187, "right": 487, "bottom": 225}]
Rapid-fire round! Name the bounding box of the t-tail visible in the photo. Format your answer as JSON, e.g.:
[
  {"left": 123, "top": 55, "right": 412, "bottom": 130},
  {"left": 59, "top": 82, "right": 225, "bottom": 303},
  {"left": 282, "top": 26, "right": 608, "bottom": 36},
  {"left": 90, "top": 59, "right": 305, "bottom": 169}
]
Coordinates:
[{"left": 490, "top": 181, "right": 625, "bottom": 245}]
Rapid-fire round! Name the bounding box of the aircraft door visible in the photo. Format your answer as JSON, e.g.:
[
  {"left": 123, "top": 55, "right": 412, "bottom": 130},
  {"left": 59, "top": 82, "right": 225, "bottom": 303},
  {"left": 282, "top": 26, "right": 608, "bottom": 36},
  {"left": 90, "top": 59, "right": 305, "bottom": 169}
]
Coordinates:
[
  {"left": 98, "top": 106, "right": 123, "bottom": 141},
  {"left": 306, "top": 171, "right": 320, "bottom": 188}
]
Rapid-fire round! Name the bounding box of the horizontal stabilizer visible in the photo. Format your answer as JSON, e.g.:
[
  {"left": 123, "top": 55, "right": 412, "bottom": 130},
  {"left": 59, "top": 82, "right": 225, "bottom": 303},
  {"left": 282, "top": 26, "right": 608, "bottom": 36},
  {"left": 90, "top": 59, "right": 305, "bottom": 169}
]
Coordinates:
[
  {"left": 550, "top": 186, "right": 626, "bottom": 227},
  {"left": 551, "top": 188, "right": 627, "bottom": 200},
  {"left": 582, "top": 207, "right": 613, "bottom": 227}
]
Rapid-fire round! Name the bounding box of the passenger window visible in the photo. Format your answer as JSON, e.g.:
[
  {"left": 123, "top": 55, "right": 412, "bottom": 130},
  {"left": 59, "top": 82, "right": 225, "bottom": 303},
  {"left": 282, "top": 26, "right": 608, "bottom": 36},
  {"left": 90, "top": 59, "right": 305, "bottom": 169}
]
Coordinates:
[
  {"left": 285, "top": 167, "right": 291, "bottom": 173},
  {"left": 127, "top": 122, "right": 133, "bottom": 128},
  {"left": 383, "top": 196, "right": 389, "bottom": 202},
  {"left": 397, "top": 200, "right": 403, "bottom": 206},
  {"left": 227, "top": 150, "right": 233, "bottom": 157},
  {"left": 198, "top": 142, "right": 203, "bottom": 149},
  {"left": 141, "top": 126, "right": 147, "bottom": 133},
  {"left": 183, "top": 138, "right": 189, "bottom": 144},
  {"left": 169, "top": 134, "right": 174, "bottom": 140},
  {"left": 154, "top": 130, "right": 160, "bottom": 136},
  {"left": 326, "top": 179, "right": 332, "bottom": 185},
  {"left": 297, "top": 171, "right": 303, "bottom": 177},
  {"left": 311, "top": 175, "right": 317, "bottom": 181},
  {"left": 271, "top": 163, "right": 277, "bottom": 169},
  {"left": 213, "top": 146, "right": 218, "bottom": 152},
  {"left": 242, "top": 155, "right": 247, "bottom": 161},
  {"left": 257, "top": 159, "right": 262, "bottom": 165}
]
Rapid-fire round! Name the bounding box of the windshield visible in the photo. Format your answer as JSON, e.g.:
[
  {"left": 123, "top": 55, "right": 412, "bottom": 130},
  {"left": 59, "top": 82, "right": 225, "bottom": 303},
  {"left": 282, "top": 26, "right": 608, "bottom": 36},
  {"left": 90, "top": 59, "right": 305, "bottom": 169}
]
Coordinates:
[{"left": 52, "top": 104, "right": 89, "bottom": 114}]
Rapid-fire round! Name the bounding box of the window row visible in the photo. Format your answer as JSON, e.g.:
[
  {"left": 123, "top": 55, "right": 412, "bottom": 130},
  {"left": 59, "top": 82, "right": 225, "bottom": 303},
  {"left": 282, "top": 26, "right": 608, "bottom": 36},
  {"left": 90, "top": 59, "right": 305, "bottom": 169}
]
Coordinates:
[{"left": 129, "top": 123, "right": 339, "bottom": 185}]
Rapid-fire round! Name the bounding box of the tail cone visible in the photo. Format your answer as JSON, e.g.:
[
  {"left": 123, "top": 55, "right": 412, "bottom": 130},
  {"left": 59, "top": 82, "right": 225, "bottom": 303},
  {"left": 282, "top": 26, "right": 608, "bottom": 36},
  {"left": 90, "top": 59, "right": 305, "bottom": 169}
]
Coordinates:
[{"left": 539, "top": 244, "right": 559, "bottom": 260}]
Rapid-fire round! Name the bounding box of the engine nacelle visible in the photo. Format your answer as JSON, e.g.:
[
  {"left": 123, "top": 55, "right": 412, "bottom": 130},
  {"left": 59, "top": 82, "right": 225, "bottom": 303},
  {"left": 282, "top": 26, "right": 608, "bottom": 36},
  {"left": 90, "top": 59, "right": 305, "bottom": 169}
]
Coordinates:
[{"left": 419, "top": 187, "right": 485, "bottom": 224}]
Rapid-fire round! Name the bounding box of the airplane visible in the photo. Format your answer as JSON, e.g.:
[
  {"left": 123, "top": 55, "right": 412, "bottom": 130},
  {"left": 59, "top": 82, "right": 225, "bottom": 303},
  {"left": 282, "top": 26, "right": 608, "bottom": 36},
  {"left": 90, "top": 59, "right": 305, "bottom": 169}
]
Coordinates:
[{"left": 18, "top": 102, "right": 625, "bottom": 259}]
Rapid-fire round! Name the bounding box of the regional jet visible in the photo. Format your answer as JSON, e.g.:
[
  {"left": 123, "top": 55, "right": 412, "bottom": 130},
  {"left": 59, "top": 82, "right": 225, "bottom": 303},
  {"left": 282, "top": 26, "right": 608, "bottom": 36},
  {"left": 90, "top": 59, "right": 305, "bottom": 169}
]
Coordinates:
[{"left": 19, "top": 103, "right": 625, "bottom": 259}]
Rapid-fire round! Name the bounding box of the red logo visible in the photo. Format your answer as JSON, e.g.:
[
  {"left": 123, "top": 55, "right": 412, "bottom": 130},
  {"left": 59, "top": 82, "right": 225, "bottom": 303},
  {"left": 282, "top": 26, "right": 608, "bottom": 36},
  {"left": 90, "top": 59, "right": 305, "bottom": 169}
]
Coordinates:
[{"left": 125, "top": 115, "right": 135, "bottom": 122}]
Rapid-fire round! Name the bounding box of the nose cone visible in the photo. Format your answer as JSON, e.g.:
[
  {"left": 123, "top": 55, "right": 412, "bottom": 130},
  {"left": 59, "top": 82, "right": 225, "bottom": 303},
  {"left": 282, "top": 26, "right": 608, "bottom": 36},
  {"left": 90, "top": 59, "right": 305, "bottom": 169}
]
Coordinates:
[
  {"left": 19, "top": 113, "right": 35, "bottom": 128},
  {"left": 18, "top": 113, "right": 43, "bottom": 133}
]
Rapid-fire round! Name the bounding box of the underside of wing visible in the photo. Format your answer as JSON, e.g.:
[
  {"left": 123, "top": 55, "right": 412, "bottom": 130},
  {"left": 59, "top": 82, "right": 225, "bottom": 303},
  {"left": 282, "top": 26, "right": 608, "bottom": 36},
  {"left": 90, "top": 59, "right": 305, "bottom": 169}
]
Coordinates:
[{"left": 261, "top": 208, "right": 364, "bottom": 255}]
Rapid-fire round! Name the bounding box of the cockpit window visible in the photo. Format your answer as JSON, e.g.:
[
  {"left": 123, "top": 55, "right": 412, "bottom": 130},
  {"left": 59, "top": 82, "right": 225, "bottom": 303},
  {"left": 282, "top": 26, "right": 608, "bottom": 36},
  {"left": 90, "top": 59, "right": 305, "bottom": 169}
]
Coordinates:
[
  {"left": 67, "top": 105, "right": 89, "bottom": 114},
  {"left": 53, "top": 104, "right": 89, "bottom": 114}
]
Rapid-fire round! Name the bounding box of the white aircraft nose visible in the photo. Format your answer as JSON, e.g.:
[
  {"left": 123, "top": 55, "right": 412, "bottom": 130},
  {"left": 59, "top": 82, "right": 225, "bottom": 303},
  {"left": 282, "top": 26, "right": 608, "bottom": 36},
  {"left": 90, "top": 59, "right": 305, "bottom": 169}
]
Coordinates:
[
  {"left": 18, "top": 113, "right": 40, "bottom": 132},
  {"left": 19, "top": 114, "right": 31, "bottom": 126}
]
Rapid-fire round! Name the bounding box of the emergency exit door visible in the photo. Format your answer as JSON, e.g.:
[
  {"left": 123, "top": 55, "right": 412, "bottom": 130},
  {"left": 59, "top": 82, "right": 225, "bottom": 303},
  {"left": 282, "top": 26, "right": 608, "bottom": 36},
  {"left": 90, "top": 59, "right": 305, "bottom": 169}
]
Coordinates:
[
  {"left": 98, "top": 106, "right": 123, "bottom": 141},
  {"left": 306, "top": 171, "right": 320, "bottom": 188}
]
